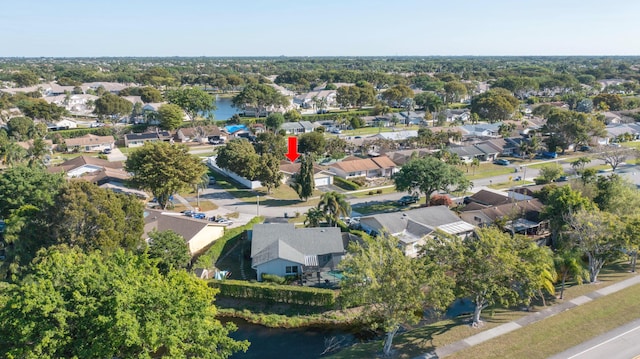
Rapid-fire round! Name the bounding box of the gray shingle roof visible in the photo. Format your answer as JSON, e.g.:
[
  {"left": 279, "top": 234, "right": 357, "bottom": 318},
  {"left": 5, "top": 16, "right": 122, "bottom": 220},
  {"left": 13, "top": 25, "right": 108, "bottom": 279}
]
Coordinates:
[
  {"left": 251, "top": 224, "right": 344, "bottom": 267},
  {"left": 359, "top": 206, "right": 474, "bottom": 239}
]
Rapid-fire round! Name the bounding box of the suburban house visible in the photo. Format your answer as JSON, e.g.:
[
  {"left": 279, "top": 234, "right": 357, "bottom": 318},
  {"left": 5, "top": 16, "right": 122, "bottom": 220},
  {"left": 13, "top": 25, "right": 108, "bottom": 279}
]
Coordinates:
[
  {"left": 603, "top": 123, "right": 640, "bottom": 144},
  {"left": 463, "top": 189, "right": 515, "bottom": 208},
  {"left": 250, "top": 224, "right": 345, "bottom": 280},
  {"left": 64, "top": 134, "right": 115, "bottom": 152},
  {"left": 448, "top": 142, "right": 501, "bottom": 162},
  {"left": 399, "top": 111, "right": 427, "bottom": 125},
  {"left": 48, "top": 155, "right": 130, "bottom": 186},
  {"left": 445, "top": 109, "right": 471, "bottom": 123},
  {"left": 329, "top": 155, "right": 397, "bottom": 179},
  {"left": 81, "top": 82, "right": 129, "bottom": 94},
  {"left": 358, "top": 206, "right": 476, "bottom": 257},
  {"left": 459, "top": 199, "right": 548, "bottom": 236},
  {"left": 293, "top": 89, "right": 337, "bottom": 110},
  {"left": 143, "top": 209, "right": 225, "bottom": 255},
  {"left": 124, "top": 131, "right": 172, "bottom": 147},
  {"left": 371, "top": 130, "right": 419, "bottom": 142},
  {"left": 43, "top": 94, "right": 99, "bottom": 115},
  {"left": 383, "top": 148, "right": 435, "bottom": 166},
  {"left": 280, "top": 121, "right": 317, "bottom": 134},
  {"left": 280, "top": 160, "right": 334, "bottom": 187},
  {"left": 459, "top": 122, "right": 503, "bottom": 138}
]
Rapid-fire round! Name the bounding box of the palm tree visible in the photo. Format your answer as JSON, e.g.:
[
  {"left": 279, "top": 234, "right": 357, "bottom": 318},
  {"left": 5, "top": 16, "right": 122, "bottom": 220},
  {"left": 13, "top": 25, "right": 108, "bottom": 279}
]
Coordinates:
[
  {"left": 471, "top": 157, "right": 480, "bottom": 175},
  {"left": 1, "top": 142, "right": 27, "bottom": 167},
  {"left": 194, "top": 173, "right": 210, "bottom": 209},
  {"left": 317, "top": 191, "right": 351, "bottom": 227},
  {"left": 304, "top": 208, "right": 325, "bottom": 227},
  {"left": 554, "top": 250, "right": 588, "bottom": 299}
]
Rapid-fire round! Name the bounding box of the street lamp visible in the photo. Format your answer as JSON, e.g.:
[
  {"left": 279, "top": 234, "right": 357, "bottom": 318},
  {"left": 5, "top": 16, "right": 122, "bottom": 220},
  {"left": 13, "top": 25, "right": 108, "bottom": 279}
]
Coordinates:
[{"left": 257, "top": 195, "right": 260, "bottom": 216}]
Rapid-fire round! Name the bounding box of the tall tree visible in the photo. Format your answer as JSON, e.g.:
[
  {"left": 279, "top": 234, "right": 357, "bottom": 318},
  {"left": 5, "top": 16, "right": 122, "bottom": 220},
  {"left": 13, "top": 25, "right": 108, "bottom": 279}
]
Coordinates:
[
  {"left": 147, "top": 229, "right": 191, "bottom": 274},
  {"left": 564, "top": 209, "right": 623, "bottom": 283},
  {"left": 126, "top": 142, "right": 207, "bottom": 209},
  {"left": 216, "top": 139, "right": 261, "bottom": 180},
  {"left": 298, "top": 131, "right": 326, "bottom": 155},
  {"left": 303, "top": 207, "right": 325, "bottom": 227},
  {"left": 11, "top": 70, "right": 39, "bottom": 87},
  {"left": 470, "top": 88, "right": 519, "bottom": 122},
  {"left": 47, "top": 181, "right": 145, "bottom": 253},
  {"left": 317, "top": 191, "right": 351, "bottom": 227},
  {"left": 232, "top": 83, "right": 288, "bottom": 116},
  {"left": 138, "top": 86, "right": 164, "bottom": 103},
  {"left": 93, "top": 93, "right": 133, "bottom": 119},
  {"left": 442, "top": 81, "right": 468, "bottom": 104},
  {"left": 265, "top": 112, "right": 284, "bottom": 131},
  {"left": 553, "top": 249, "right": 588, "bottom": 299},
  {"left": 166, "top": 87, "right": 215, "bottom": 121},
  {"left": 340, "top": 234, "right": 453, "bottom": 356},
  {"left": 541, "top": 186, "right": 596, "bottom": 247},
  {"left": 290, "top": 154, "right": 314, "bottom": 201},
  {"left": 256, "top": 153, "right": 283, "bottom": 194},
  {"left": 423, "top": 228, "right": 547, "bottom": 326},
  {"left": 0, "top": 165, "right": 64, "bottom": 218},
  {"left": 393, "top": 156, "right": 470, "bottom": 203},
  {"left": 0, "top": 247, "right": 249, "bottom": 358},
  {"left": 158, "top": 103, "right": 185, "bottom": 130},
  {"left": 254, "top": 132, "right": 287, "bottom": 158}
]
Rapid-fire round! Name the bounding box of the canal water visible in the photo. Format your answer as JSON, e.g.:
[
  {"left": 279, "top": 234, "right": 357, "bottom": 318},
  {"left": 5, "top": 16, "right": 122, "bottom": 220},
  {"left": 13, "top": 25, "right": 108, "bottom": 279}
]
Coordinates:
[{"left": 225, "top": 318, "right": 359, "bottom": 359}]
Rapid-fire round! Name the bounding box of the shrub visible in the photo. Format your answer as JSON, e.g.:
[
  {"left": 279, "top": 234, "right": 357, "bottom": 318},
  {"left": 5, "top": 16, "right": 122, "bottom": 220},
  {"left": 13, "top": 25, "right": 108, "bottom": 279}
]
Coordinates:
[
  {"left": 261, "top": 273, "right": 286, "bottom": 284},
  {"left": 429, "top": 194, "right": 453, "bottom": 207},
  {"left": 333, "top": 176, "right": 360, "bottom": 191},
  {"left": 376, "top": 189, "right": 383, "bottom": 194},
  {"left": 350, "top": 177, "right": 366, "bottom": 186},
  {"left": 368, "top": 191, "right": 374, "bottom": 195},
  {"left": 210, "top": 279, "right": 336, "bottom": 307}
]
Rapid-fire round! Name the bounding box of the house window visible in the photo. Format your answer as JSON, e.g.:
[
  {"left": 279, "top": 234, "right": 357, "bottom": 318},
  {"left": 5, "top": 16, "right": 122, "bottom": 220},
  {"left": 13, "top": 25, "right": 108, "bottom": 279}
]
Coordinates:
[{"left": 286, "top": 266, "right": 299, "bottom": 274}]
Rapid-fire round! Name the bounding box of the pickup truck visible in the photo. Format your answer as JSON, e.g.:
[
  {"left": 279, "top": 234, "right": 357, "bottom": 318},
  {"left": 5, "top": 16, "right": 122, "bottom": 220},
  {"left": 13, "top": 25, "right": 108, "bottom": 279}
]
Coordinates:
[{"left": 398, "top": 195, "right": 419, "bottom": 205}]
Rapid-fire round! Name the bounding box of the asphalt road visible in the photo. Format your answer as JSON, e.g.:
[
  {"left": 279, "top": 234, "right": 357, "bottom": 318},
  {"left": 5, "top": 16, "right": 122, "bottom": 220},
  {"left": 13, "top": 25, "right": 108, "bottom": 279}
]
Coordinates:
[{"left": 548, "top": 318, "right": 640, "bottom": 359}]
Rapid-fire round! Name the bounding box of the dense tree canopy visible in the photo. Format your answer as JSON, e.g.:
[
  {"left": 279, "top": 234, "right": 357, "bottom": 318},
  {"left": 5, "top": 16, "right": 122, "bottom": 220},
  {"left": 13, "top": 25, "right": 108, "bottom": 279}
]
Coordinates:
[
  {"left": 470, "top": 88, "right": 519, "bottom": 122},
  {"left": 0, "top": 165, "right": 65, "bottom": 218},
  {"left": 340, "top": 234, "right": 453, "bottom": 355},
  {"left": 298, "top": 131, "right": 326, "bottom": 155},
  {"left": 0, "top": 247, "right": 249, "bottom": 358},
  {"left": 139, "top": 86, "right": 164, "bottom": 103},
  {"left": 93, "top": 92, "right": 133, "bottom": 118},
  {"left": 158, "top": 103, "right": 185, "bottom": 130},
  {"left": 147, "top": 229, "right": 191, "bottom": 274},
  {"left": 166, "top": 87, "right": 215, "bottom": 121},
  {"left": 232, "top": 83, "right": 288, "bottom": 116},
  {"left": 216, "top": 139, "right": 260, "bottom": 180},
  {"left": 394, "top": 156, "right": 470, "bottom": 202},
  {"left": 126, "top": 142, "right": 207, "bottom": 209}
]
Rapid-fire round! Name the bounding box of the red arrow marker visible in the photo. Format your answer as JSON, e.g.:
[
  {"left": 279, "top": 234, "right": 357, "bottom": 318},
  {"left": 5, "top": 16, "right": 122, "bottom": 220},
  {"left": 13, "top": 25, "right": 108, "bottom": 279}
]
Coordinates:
[{"left": 285, "top": 136, "right": 300, "bottom": 162}]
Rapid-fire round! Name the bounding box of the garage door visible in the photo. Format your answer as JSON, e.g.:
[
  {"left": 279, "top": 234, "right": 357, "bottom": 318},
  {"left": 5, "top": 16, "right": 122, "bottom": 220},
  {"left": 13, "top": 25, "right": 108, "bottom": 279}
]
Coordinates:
[{"left": 315, "top": 177, "right": 330, "bottom": 187}]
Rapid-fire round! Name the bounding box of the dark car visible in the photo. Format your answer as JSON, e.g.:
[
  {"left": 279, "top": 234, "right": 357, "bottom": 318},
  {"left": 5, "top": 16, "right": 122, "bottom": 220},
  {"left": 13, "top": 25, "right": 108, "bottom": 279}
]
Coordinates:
[
  {"left": 192, "top": 212, "right": 206, "bottom": 219},
  {"left": 542, "top": 151, "right": 558, "bottom": 159},
  {"left": 398, "top": 195, "right": 419, "bottom": 205},
  {"left": 494, "top": 159, "right": 510, "bottom": 166},
  {"left": 101, "top": 148, "right": 112, "bottom": 154},
  {"left": 556, "top": 176, "right": 569, "bottom": 182}
]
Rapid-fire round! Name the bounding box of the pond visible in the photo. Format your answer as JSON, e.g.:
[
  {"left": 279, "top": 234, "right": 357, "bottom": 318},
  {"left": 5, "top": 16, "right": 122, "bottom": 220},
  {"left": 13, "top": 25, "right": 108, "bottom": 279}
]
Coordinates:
[
  {"left": 225, "top": 318, "right": 359, "bottom": 359},
  {"left": 202, "top": 95, "right": 239, "bottom": 120}
]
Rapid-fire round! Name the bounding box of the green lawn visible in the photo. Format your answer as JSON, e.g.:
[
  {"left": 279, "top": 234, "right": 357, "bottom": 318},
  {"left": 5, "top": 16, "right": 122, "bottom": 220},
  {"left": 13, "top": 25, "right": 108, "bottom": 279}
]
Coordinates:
[
  {"left": 449, "top": 279, "right": 640, "bottom": 358},
  {"left": 349, "top": 186, "right": 397, "bottom": 198},
  {"left": 341, "top": 125, "right": 421, "bottom": 136},
  {"left": 465, "top": 163, "right": 514, "bottom": 180},
  {"left": 488, "top": 180, "right": 535, "bottom": 189},
  {"left": 621, "top": 141, "right": 640, "bottom": 150},
  {"left": 210, "top": 171, "right": 321, "bottom": 207},
  {"left": 329, "top": 261, "right": 636, "bottom": 359},
  {"left": 352, "top": 201, "right": 404, "bottom": 215}
]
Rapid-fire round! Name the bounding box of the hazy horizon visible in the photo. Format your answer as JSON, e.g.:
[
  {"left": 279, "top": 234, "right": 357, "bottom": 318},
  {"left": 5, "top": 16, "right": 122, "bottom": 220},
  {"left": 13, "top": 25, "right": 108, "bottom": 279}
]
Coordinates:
[{"left": 2, "top": 0, "right": 639, "bottom": 57}]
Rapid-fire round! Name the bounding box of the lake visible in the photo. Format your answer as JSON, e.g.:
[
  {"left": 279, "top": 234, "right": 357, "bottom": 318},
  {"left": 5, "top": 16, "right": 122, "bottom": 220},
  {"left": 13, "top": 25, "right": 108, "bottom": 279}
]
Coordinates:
[{"left": 204, "top": 95, "right": 239, "bottom": 120}]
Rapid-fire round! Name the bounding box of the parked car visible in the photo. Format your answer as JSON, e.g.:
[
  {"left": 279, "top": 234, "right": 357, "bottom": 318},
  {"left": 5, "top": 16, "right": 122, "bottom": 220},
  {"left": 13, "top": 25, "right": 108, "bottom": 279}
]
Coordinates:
[
  {"left": 398, "top": 195, "right": 419, "bottom": 205},
  {"left": 494, "top": 159, "right": 510, "bottom": 166},
  {"left": 556, "top": 176, "right": 569, "bottom": 182},
  {"left": 101, "top": 148, "right": 112, "bottom": 155},
  {"left": 215, "top": 217, "right": 233, "bottom": 225},
  {"left": 182, "top": 210, "right": 194, "bottom": 217},
  {"left": 578, "top": 145, "right": 591, "bottom": 152},
  {"left": 192, "top": 212, "right": 206, "bottom": 219},
  {"left": 208, "top": 177, "right": 216, "bottom": 185},
  {"left": 542, "top": 151, "right": 558, "bottom": 159}
]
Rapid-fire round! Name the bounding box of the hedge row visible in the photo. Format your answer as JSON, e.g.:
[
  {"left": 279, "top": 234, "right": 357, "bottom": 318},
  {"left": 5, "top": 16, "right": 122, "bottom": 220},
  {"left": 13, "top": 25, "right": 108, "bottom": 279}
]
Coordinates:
[
  {"left": 193, "top": 216, "right": 264, "bottom": 269},
  {"left": 210, "top": 279, "right": 336, "bottom": 307},
  {"left": 333, "top": 176, "right": 360, "bottom": 191},
  {"left": 47, "top": 127, "right": 116, "bottom": 139}
]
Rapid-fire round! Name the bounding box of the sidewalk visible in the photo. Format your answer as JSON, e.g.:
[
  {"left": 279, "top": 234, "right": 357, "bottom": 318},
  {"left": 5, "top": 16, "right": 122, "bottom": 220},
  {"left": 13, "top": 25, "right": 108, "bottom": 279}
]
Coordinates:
[{"left": 413, "top": 273, "right": 640, "bottom": 359}]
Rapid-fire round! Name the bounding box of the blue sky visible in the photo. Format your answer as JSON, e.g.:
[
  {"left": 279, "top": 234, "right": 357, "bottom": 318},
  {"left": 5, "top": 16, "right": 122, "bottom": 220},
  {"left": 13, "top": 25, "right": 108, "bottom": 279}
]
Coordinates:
[{"left": 1, "top": 0, "right": 639, "bottom": 57}]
